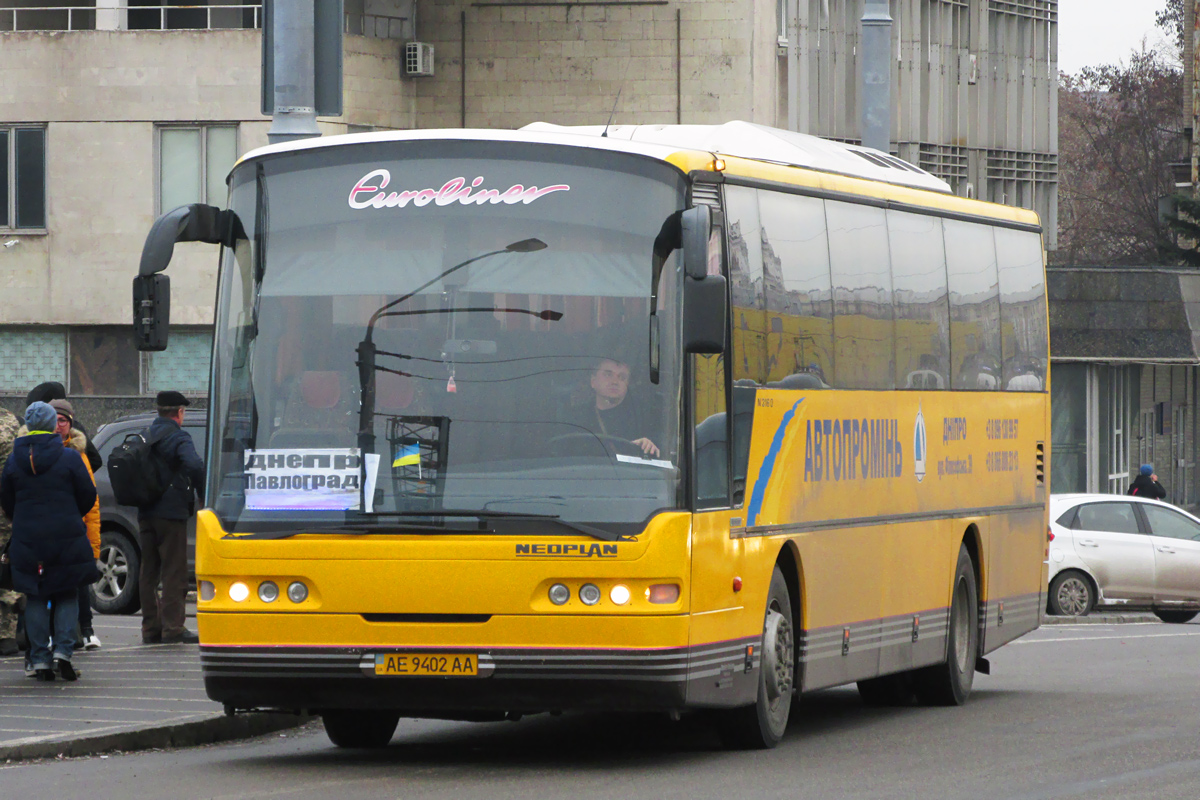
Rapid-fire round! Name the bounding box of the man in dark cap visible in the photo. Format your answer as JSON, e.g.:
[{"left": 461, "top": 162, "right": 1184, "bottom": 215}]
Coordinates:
[{"left": 138, "top": 390, "right": 206, "bottom": 645}]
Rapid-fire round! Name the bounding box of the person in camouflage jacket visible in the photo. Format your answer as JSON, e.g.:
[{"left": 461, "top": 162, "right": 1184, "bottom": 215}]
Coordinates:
[{"left": 0, "top": 406, "right": 21, "bottom": 656}]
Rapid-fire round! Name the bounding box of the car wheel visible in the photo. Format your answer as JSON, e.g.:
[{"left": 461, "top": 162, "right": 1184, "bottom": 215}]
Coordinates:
[
  {"left": 913, "top": 544, "right": 978, "bottom": 706},
  {"left": 322, "top": 710, "right": 400, "bottom": 748},
  {"left": 1153, "top": 610, "right": 1199, "bottom": 624},
  {"left": 716, "top": 566, "right": 795, "bottom": 749},
  {"left": 90, "top": 530, "right": 141, "bottom": 615},
  {"left": 1048, "top": 570, "right": 1093, "bottom": 617}
]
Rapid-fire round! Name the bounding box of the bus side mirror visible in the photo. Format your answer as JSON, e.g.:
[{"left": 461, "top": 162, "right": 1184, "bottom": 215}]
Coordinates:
[
  {"left": 133, "top": 273, "right": 171, "bottom": 352},
  {"left": 681, "top": 204, "right": 726, "bottom": 354}
]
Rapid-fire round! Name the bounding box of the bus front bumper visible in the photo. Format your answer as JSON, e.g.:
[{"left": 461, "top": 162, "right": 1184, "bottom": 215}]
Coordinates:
[{"left": 198, "top": 612, "right": 759, "bottom": 714}]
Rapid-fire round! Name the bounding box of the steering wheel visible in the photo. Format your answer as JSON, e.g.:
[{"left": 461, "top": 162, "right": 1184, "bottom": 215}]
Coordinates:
[{"left": 547, "top": 432, "right": 644, "bottom": 458}]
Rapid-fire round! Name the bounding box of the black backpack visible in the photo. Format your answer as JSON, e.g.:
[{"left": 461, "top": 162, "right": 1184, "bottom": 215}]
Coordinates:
[{"left": 108, "top": 432, "right": 171, "bottom": 508}]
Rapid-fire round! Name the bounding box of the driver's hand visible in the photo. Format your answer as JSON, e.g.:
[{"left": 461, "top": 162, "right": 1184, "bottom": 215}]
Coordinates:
[{"left": 632, "top": 438, "right": 660, "bottom": 457}]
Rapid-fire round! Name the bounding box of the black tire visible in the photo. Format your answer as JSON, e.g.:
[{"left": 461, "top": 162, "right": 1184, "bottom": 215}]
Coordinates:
[
  {"left": 913, "top": 544, "right": 978, "bottom": 707},
  {"left": 322, "top": 710, "right": 400, "bottom": 748},
  {"left": 1153, "top": 610, "right": 1199, "bottom": 624},
  {"left": 857, "top": 672, "right": 914, "bottom": 707},
  {"left": 90, "top": 530, "right": 140, "bottom": 615},
  {"left": 1048, "top": 570, "right": 1093, "bottom": 617},
  {"left": 717, "top": 566, "right": 795, "bottom": 749}
]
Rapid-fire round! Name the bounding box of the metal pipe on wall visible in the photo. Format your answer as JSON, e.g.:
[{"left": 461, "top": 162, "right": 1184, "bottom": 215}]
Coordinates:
[
  {"left": 462, "top": 10, "right": 467, "bottom": 128},
  {"left": 268, "top": 0, "right": 320, "bottom": 143},
  {"left": 859, "top": 0, "right": 892, "bottom": 153}
]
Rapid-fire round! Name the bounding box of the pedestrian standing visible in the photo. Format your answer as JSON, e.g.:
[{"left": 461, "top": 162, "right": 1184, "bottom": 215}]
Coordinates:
[
  {"left": 138, "top": 391, "right": 205, "bottom": 645},
  {"left": 26, "top": 382, "right": 101, "bottom": 471},
  {"left": 0, "top": 405, "right": 21, "bottom": 657},
  {"left": 49, "top": 399, "right": 102, "bottom": 650},
  {"left": 1128, "top": 464, "right": 1167, "bottom": 500},
  {"left": 0, "top": 402, "right": 99, "bottom": 681}
]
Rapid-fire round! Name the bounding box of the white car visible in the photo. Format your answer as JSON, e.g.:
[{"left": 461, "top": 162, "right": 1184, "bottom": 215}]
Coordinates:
[{"left": 1048, "top": 494, "right": 1200, "bottom": 623}]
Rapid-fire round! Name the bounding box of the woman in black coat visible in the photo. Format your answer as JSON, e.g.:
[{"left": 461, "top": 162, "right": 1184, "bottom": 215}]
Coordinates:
[{"left": 0, "top": 402, "right": 98, "bottom": 681}]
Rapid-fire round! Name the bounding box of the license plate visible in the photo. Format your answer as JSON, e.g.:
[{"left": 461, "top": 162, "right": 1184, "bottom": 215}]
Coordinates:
[{"left": 374, "top": 653, "right": 479, "bottom": 677}]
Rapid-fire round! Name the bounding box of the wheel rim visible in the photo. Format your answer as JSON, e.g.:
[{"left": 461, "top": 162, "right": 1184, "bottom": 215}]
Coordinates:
[
  {"left": 762, "top": 608, "right": 794, "bottom": 715},
  {"left": 1056, "top": 576, "right": 1089, "bottom": 616},
  {"left": 952, "top": 577, "right": 971, "bottom": 674},
  {"left": 94, "top": 543, "right": 129, "bottom": 602}
]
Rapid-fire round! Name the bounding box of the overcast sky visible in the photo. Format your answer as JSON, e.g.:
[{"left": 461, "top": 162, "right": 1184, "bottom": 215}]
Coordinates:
[{"left": 1058, "top": 0, "right": 1169, "bottom": 75}]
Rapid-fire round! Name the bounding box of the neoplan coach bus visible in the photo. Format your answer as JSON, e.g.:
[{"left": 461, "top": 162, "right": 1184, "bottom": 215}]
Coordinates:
[{"left": 132, "top": 121, "right": 1050, "bottom": 750}]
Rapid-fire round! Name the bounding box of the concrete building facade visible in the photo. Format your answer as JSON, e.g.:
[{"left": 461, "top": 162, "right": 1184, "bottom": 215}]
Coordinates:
[{"left": 0, "top": 0, "right": 1057, "bottom": 427}]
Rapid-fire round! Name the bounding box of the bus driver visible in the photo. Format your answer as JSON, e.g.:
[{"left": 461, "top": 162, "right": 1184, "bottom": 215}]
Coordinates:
[{"left": 567, "top": 357, "right": 660, "bottom": 457}]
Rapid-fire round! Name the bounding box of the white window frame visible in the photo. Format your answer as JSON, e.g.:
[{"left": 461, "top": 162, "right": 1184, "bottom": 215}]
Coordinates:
[{"left": 155, "top": 123, "right": 239, "bottom": 214}]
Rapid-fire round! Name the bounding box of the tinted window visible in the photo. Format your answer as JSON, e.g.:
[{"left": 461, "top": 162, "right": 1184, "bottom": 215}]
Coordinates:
[
  {"left": 724, "top": 185, "right": 767, "bottom": 385},
  {"left": 828, "top": 201, "right": 893, "bottom": 389},
  {"left": 693, "top": 354, "right": 728, "bottom": 508},
  {"left": 1074, "top": 502, "right": 1142, "bottom": 535},
  {"left": 888, "top": 210, "right": 949, "bottom": 390},
  {"left": 1141, "top": 504, "right": 1200, "bottom": 541},
  {"left": 944, "top": 220, "right": 1001, "bottom": 390},
  {"left": 758, "top": 190, "right": 833, "bottom": 387},
  {"left": 995, "top": 227, "right": 1047, "bottom": 391}
]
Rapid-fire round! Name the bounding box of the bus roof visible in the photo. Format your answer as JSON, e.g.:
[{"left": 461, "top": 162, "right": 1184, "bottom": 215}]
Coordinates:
[
  {"left": 522, "top": 121, "right": 953, "bottom": 194},
  {"left": 237, "top": 121, "right": 949, "bottom": 194}
]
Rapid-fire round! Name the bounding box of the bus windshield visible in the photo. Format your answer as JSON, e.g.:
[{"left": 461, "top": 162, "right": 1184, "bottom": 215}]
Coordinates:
[{"left": 208, "top": 141, "right": 688, "bottom": 533}]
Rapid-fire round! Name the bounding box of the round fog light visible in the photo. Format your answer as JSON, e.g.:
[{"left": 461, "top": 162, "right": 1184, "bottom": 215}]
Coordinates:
[
  {"left": 258, "top": 581, "right": 279, "bottom": 603},
  {"left": 549, "top": 583, "right": 570, "bottom": 605},
  {"left": 229, "top": 582, "right": 250, "bottom": 602},
  {"left": 610, "top": 584, "right": 631, "bottom": 605},
  {"left": 579, "top": 583, "right": 601, "bottom": 606},
  {"left": 287, "top": 581, "right": 309, "bottom": 603}
]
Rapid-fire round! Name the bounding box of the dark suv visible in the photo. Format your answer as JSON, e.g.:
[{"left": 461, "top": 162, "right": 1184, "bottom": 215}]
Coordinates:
[{"left": 89, "top": 412, "right": 207, "bottom": 615}]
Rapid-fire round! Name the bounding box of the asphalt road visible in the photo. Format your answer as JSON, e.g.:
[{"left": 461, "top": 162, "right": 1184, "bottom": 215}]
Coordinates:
[{"left": 4, "top": 621, "right": 1200, "bottom": 799}]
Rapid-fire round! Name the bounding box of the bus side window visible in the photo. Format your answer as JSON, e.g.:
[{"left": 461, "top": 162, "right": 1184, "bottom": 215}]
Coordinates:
[
  {"left": 945, "top": 220, "right": 1002, "bottom": 390},
  {"left": 827, "top": 201, "right": 893, "bottom": 389},
  {"left": 724, "top": 185, "right": 767, "bottom": 386},
  {"left": 693, "top": 353, "right": 730, "bottom": 509},
  {"left": 995, "top": 227, "right": 1047, "bottom": 391},
  {"left": 758, "top": 191, "right": 833, "bottom": 387},
  {"left": 887, "top": 210, "right": 950, "bottom": 390}
]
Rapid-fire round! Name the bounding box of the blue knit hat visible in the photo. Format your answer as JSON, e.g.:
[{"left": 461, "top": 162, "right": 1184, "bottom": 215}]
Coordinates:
[
  {"left": 1141, "top": 464, "right": 1154, "bottom": 476},
  {"left": 24, "top": 401, "right": 56, "bottom": 432}
]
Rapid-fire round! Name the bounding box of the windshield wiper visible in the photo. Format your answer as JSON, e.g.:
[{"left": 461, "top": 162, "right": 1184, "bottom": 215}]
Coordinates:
[
  {"left": 442, "top": 510, "right": 630, "bottom": 542},
  {"left": 227, "top": 521, "right": 461, "bottom": 540}
]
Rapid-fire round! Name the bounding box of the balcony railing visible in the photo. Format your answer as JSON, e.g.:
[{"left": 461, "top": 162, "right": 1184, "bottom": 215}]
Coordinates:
[
  {"left": 0, "top": 4, "right": 261, "bottom": 32},
  {"left": 0, "top": 6, "right": 407, "bottom": 35}
]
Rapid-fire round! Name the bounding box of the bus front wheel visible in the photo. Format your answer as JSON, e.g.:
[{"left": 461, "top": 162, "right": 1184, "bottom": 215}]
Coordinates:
[
  {"left": 322, "top": 709, "right": 400, "bottom": 748},
  {"left": 716, "top": 566, "right": 794, "bottom": 749},
  {"left": 913, "top": 544, "right": 978, "bottom": 706}
]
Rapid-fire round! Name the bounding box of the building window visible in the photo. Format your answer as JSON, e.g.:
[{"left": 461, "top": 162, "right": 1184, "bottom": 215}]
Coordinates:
[
  {"left": 0, "top": 126, "right": 46, "bottom": 229},
  {"left": 147, "top": 329, "right": 213, "bottom": 394},
  {"left": 158, "top": 124, "right": 238, "bottom": 213},
  {"left": 0, "top": 328, "right": 67, "bottom": 393},
  {"left": 69, "top": 327, "right": 141, "bottom": 396}
]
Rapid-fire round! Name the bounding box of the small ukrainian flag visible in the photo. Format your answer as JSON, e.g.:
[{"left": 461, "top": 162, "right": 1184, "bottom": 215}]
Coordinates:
[{"left": 392, "top": 443, "right": 421, "bottom": 468}]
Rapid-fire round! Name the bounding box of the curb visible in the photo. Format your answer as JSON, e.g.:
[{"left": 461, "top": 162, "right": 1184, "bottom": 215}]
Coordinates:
[
  {"left": 0, "top": 712, "right": 312, "bottom": 764},
  {"left": 1041, "top": 613, "right": 1161, "bottom": 625}
]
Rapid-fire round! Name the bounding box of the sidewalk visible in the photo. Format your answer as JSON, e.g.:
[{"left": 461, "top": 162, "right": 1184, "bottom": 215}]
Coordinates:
[{"left": 0, "top": 602, "right": 306, "bottom": 763}]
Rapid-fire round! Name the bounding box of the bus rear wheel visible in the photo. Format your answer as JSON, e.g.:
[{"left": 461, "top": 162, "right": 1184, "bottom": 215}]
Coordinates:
[
  {"left": 716, "top": 566, "right": 794, "bottom": 749},
  {"left": 913, "top": 544, "right": 978, "bottom": 707},
  {"left": 322, "top": 709, "right": 400, "bottom": 748}
]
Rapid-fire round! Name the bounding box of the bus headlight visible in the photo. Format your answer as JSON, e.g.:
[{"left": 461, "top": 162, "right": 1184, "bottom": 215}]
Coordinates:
[
  {"left": 229, "top": 582, "right": 250, "bottom": 602},
  {"left": 287, "top": 581, "right": 309, "bottom": 603},
  {"left": 579, "top": 583, "right": 601, "bottom": 606},
  {"left": 548, "top": 583, "right": 570, "bottom": 606},
  {"left": 609, "top": 584, "right": 631, "bottom": 605},
  {"left": 258, "top": 581, "right": 279, "bottom": 603}
]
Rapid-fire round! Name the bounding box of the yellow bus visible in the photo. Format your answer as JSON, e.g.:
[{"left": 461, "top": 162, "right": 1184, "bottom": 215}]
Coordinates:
[{"left": 133, "top": 121, "right": 1049, "bottom": 750}]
